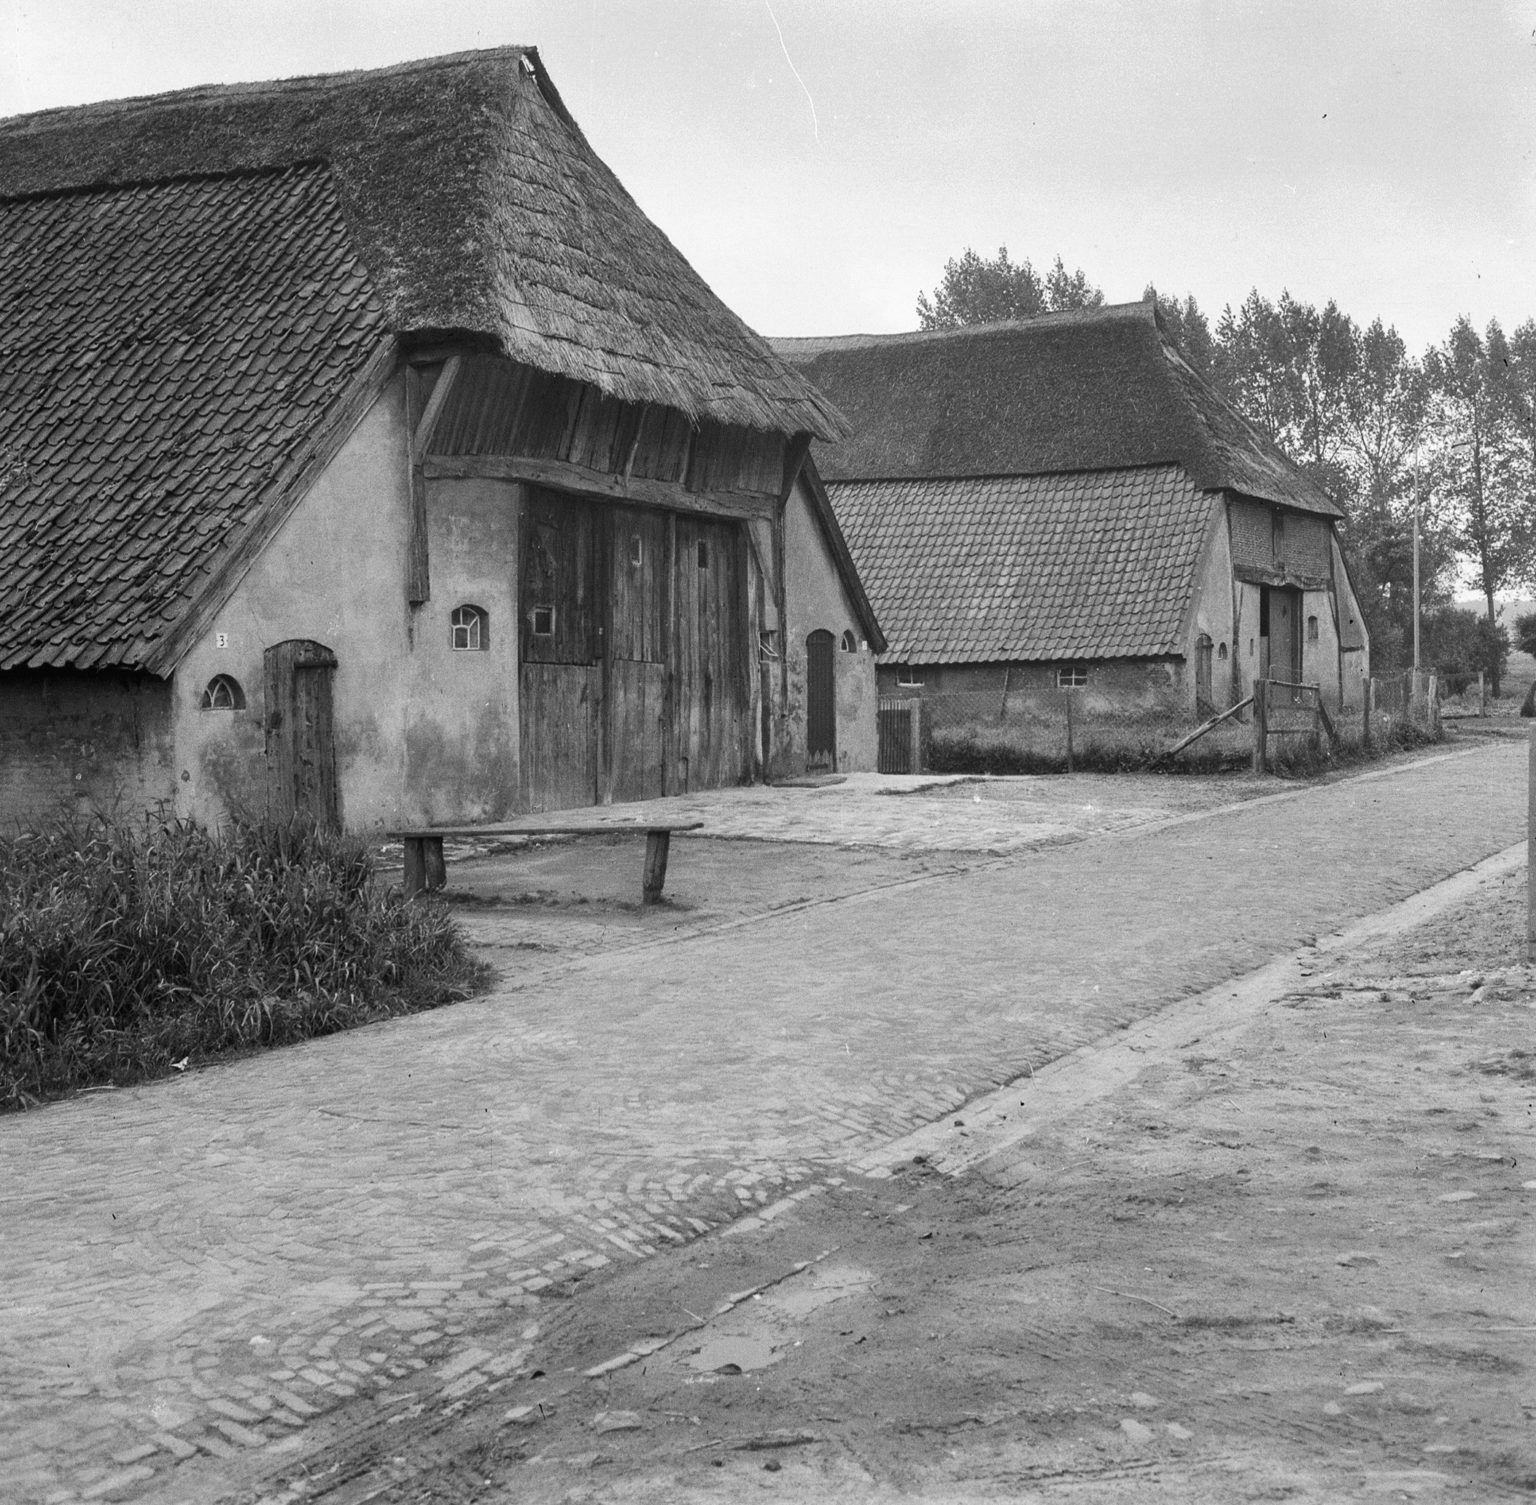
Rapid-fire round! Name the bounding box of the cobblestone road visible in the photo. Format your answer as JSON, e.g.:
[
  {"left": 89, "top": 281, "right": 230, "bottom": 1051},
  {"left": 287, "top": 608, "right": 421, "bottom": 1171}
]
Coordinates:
[{"left": 0, "top": 744, "right": 1524, "bottom": 1502}]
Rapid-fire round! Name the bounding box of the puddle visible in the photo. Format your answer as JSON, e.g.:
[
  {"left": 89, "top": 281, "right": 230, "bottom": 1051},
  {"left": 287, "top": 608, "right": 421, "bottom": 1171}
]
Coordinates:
[
  {"left": 762, "top": 1263, "right": 875, "bottom": 1318},
  {"left": 687, "top": 1335, "right": 781, "bottom": 1373}
]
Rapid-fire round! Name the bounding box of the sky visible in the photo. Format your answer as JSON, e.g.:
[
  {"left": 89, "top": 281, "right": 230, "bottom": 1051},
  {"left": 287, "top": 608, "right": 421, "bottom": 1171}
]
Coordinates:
[{"left": 3, "top": 0, "right": 1534, "bottom": 353}]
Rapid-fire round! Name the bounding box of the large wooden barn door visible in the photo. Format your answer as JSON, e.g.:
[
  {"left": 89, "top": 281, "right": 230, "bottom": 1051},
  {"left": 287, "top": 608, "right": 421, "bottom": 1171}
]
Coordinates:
[
  {"left": 521, "top": 491, "right": 600, "bottom": 811},
  {"left": 671, "top": 516, "right": 750, "bottom": 794},
  {"left": 805, "top": 629, "right": 836, "bottom": 772},
  {"left": 604, "top": 504, "right": 668, "bottom": 802},
  {"left": 263, "top": 639, "right": 340, "bottom": 829}
]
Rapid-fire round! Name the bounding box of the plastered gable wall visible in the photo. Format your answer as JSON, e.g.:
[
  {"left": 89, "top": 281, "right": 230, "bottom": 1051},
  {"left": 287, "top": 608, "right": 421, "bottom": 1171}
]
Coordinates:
[
  {"left": 778, "top": 477, "right": 877, "bottom": 774},
  {"left": 1186, "top": 496, "right": 1237, "bottom": 711},
  {"left": 174, "top": 379, "right": 412, "bottom": 831},
  {"left": 403, "top": 476, "right": 520, "bottom": 823}
]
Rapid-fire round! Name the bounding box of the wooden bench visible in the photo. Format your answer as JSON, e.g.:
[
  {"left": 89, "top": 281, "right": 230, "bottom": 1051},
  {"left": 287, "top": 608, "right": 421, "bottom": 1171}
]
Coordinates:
[{"left": 385, "top": 822, "right": 704, "bottom": 904}]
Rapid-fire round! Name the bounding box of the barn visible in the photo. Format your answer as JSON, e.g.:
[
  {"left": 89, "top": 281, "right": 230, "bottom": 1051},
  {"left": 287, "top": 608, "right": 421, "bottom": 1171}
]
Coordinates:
[
  {"left": 0, "top": 49, "right": 883, "bottom": 833},
  {"left": 774, "top": 303, "right": 1369, "bottom": 733}
]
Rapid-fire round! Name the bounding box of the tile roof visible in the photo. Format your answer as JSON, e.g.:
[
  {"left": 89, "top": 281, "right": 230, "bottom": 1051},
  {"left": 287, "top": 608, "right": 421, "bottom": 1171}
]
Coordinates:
[
  {"left": 0, "top": 48, "right": 843, "bottom": 439},
  {"left": 827, "top": 465, "right": 1215, "bottom": 664},
  {"left": 773, "top": 303, "right": 1339, "bottom": 518},
  {"left": 0, "top": 163, "right": 390, "bottom": 670}
]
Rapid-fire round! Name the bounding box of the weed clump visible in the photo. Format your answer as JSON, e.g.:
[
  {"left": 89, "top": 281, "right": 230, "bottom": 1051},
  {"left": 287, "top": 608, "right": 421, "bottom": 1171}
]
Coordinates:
[{"left": 0, "top": 816, "right": 488, "bottom": 1109}]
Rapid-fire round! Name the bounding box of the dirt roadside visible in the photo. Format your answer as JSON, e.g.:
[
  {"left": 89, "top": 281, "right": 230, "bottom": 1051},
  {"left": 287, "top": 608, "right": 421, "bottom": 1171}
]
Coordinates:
[{"left": 253, "top": 845, "right": 1536, "bottom": 1504}]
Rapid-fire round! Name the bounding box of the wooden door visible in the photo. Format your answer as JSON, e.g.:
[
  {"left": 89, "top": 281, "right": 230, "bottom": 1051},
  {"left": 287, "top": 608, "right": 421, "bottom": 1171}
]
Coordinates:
[
  {"left": 263, "top": 639, "right": 340, "bottom": 829},
  {"left": 672, "top": 516, "right": 749, "bottom": 793},
  {"left": 605, "top": 504, "right": 668, "bottom": 802},
  {"left": 520, "top": 490, "right": 600, "bottom": 811},
  {"left": 1195, "top": 633, "right": 1213, "bottom": 714},
  {"left": 1265, "top": 587, "right": 1300, "bottom": 684},
  {"left": 806, "top": 629, "right": 836, "bottom": 771}
]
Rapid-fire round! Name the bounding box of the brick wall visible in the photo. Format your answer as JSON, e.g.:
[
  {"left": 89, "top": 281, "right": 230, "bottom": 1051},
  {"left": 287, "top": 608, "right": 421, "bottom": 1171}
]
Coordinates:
[{"left": 0, "top": 670, "right": 175, "bottom": 829}]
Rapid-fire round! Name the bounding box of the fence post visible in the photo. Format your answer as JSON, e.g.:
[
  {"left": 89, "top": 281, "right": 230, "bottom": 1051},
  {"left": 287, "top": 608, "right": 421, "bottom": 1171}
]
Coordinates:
[
  {"left": 1529, "top": 724, "right": 1536, "bottom": 961},
  {"left": 1252, "top": 679, "right": 1268, "bottom": 774},
  {"left": 1064, "top": 690, "right": 1074, "bottom": 774},
  {"left": 1479, "top": 670, "right": 1487, "bottom": 717},
  {"left": 1362, "top": 677, "right": 1373, "bottom": 753}
]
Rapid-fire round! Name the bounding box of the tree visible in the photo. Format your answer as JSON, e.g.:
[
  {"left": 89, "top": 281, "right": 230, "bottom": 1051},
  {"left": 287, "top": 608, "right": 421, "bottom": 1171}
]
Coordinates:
[
  {"left": 1424, "top": 316, "right": 1535, "bottom": 693},
  {"left": 916, "top": 246, "right": 1103, "bottom": 329}
]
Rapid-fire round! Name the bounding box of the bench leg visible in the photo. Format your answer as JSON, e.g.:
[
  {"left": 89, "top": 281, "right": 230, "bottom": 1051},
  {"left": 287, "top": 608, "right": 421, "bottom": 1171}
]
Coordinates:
[
  {"left": 424, "top": 837, "right": 447, "bottom": 892},
  {"left": 403, "top": 837, "right": 426, "bottom": 898},
  {"left": 642, "top": 829, "right": 671, "bottom": 905}
]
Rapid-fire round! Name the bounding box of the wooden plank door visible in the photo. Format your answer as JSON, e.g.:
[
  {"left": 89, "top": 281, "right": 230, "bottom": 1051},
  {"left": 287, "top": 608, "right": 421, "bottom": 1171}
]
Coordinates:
[
  {"left": 806, "top": 629, "right": 836, "bottom": 771},
  {"left": 605, "top": 503, "right": 668, "bottom": 803},
  {"left": 1267, "top": 587, "right": 1300, "bottom": 684},
  {"left": 520, "top": 489, "right": 600, "bottom": 811},
  {"left": 263, "top": 639, "right": 340, "bottom": 829},
  {"left": 672, "top": 516, "right": 749, "bottom": 793}
]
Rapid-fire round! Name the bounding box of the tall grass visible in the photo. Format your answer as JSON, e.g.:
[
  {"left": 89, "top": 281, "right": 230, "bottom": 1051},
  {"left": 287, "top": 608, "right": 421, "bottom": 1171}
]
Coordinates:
[{"left": 1, "top": 815, "right": 488, "bottom": 1110}]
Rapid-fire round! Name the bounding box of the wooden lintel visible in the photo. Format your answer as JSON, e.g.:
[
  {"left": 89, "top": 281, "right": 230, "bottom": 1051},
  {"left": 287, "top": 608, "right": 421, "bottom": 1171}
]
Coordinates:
[
  {"left": 422, "top": 453, "right": 778, "bottom": 520},
  {"left": 412, "top": 353, "right": 463, "bottom": 460}
]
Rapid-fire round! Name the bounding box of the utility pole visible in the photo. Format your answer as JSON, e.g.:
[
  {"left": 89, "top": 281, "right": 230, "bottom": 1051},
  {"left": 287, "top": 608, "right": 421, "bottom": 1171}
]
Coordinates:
[{"left": 1412, "top": 451, "right": 1422, "bottom": 678}]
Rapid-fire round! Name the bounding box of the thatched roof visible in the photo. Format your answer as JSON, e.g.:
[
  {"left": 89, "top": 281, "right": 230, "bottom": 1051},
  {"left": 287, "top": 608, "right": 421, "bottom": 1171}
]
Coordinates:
[
  {"left": 773, "top": 302, "right": 1338, "bottom": 517},
  {"left": 829, "top": 466, "right": 1213, "bottom": 664},
  {"left": 0, "top": 47, "right": 842, "bottom": 439}
]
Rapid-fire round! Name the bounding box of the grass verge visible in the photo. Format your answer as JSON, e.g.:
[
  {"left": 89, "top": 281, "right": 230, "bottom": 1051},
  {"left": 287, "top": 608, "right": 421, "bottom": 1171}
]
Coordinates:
[
  {"left": 1, "top": 815, "right": 492, "bottom": 1110},
  {"left": 929, "top": 713, "right": 1443, "bottom": 777}
]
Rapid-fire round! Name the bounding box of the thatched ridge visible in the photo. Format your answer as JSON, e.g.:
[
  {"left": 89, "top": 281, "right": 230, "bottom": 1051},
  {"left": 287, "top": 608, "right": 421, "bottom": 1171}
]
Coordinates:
[
  {"left": 0, "top": 48, "right": 843, "bottom": 439},
  {"left": 773, "top": 302, "right": 1337, "bottom": 515}
]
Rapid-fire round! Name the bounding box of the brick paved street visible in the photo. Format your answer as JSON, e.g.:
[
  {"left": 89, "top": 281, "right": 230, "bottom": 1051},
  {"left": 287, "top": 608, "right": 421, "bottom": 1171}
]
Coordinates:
[{"left": 0, "top": 743, "right": 1524, "bottom": 1502}]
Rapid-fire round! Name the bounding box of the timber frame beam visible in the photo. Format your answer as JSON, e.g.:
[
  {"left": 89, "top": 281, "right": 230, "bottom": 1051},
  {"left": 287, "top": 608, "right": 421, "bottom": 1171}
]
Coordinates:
[{"left": 422, "top": 452, "right": 779, "bottom": 521}]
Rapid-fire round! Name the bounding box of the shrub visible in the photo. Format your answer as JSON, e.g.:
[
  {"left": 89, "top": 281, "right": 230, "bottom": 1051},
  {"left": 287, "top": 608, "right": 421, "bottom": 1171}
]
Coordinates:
[{"left": 0, "top": 815, "right": 488, "bottom": 1109}]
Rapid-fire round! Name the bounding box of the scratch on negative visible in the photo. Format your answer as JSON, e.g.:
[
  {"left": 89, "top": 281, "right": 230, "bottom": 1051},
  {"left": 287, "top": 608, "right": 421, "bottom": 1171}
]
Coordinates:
[{"left": 765, "top": 0, "right": 819, "bottom": 140}]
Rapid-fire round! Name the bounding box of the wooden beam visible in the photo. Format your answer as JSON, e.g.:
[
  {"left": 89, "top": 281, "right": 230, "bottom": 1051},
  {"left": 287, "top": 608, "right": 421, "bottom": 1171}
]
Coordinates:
[
  {"left": 422, "top": 452, "right": 778, "bottom": 520},
  {"left": 412, "top": 353, "right": 463, "bottom": 460},
  {"left": 404, "top": 365, "right": 430, "bottom": 607},
  {"left": 1161, "top": 695, "right": 1253, "bottom": 759}
]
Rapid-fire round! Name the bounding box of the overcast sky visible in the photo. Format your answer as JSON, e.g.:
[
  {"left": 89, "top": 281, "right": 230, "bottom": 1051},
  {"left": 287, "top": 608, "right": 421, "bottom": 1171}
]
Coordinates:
[{"left": 3, "top": 0, "right": 1533, "bottom": 353}]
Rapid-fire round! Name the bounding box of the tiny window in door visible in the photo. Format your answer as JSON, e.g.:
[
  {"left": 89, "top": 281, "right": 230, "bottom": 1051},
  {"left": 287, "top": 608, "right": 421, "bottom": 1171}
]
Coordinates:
[
  {"left": 629, "top": 534, "right": 643, "bottom": 568},
  {"left": 532, "top": 605, "right": 555, "bottom": 637},
  {"left": 697, "top": 538, "right": 709, "bottom": 570}
]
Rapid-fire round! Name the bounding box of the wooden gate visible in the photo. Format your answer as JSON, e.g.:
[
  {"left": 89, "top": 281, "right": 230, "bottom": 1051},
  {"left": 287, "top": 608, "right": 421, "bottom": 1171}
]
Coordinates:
[
  {"left": 805, "top": 629, "right": 836, "bottom": 772},
  {"left": 263, "top": 639, "right": 340, "bottom": 829}
]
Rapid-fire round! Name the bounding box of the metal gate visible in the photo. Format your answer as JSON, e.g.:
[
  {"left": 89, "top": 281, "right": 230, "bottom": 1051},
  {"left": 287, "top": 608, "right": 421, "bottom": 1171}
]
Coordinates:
[{"left": 878, "top": 697, "right": 922, "bottom": 774}]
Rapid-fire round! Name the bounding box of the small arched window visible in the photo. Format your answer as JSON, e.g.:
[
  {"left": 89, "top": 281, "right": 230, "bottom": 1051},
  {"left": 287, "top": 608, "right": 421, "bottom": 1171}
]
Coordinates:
[
  {"left": 200, "top": 674, "right": 245, "bottom": 710},
  {"left": 840, "top": 630, "right": 857, "bottom": 652},
  {"left": 1218, "top": 642, "right": 1228, "bottom": 661},
  {"left": 452, "top": 605, "right": 488, "bottom": 651},
  {"left": 1306, "top": 615, "right": 1319, "bottom": 642}
]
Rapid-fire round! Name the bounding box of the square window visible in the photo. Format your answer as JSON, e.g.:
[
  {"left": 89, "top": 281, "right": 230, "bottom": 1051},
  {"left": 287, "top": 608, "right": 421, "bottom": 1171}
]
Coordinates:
[
  {"left": 532, "top": 605, "right": 555, "bottom": 637},
  {"left": 1056, "top": 665, "right": 1088, "bottom": 688},
  {"left": 896, "top": 665, "right": 924, "bottom": 688}
]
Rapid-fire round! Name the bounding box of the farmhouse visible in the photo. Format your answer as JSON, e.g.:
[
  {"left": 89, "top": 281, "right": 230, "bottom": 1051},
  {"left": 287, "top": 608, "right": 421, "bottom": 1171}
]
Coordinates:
[
  {"left": 0, "top": 48, "right": 883, "bottom": 833},
  {"left": 774, "top": 303, "right": 1368, "bottom": 730}
]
